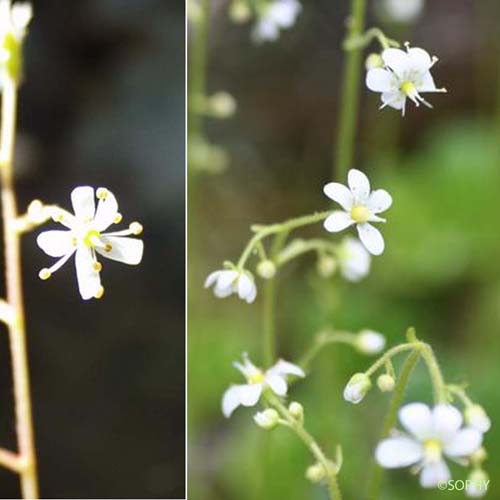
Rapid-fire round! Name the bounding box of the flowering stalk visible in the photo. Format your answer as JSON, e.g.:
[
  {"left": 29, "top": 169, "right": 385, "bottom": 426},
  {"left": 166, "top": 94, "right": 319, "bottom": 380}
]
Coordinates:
[
  {"left": 334, "top": 0, "right": 367, "bottom": 179},
  {"left": 0, "top": 75, "right": 38, "bottom": 497}
]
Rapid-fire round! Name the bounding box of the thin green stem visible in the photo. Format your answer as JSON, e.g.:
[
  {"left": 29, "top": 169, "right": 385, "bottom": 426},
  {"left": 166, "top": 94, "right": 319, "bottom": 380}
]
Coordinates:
[
  {"left": 367, "top": 350, "right": 420, "bottom": 500},
  {"left": 276, "top": 238, "right": 337, "bottom": 267},
  {"left": 419, "top": 344, "right": 447, "bottom": 403},
  {"left": 343, "top": 27, "right": 399, "bottom": 51},
  {"left": 364, "top": 343, "right": 416, "bottom": 377},
  {"left": 447, "top": 385, "right": 473, "bottom": 407},
  {"left": 262, "top": 278, "right": 276, "bottom": 365},
  {"left": 334, "top": 0, "right": 367, "bottom": 180}
]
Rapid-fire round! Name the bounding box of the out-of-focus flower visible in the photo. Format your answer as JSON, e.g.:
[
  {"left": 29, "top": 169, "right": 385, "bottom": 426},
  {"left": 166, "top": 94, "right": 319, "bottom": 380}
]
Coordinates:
[
  {"left": 205, "top": 268, "right": 257, "bottom": 303},
  {"left": 323, "top": 169, "right": 392, "bottom": 255},
  {"left": 355, "top": 329, "right": 386, "bottom": 355},
  {"left": 337, "top": 236, "right": 371, "bottom": 281},
  {"left": 466, "top": 469, "right": 489, "bottom": 498},
  {"left": 366, "top": 44, "right": 446, "bottom": 115},
  {"left": 465, "top": 405, "right": 491, "bottom": 434},
  {"left": 344, "top": 373, "right": 372, "bottom": 404},
  {"left": 252, "top": 0, "right": 302, "bottom": 44},
  {"left": 288, "top": 401, "right": 304, "bottom": 422},
  {"left": 376, "top": 403, "right": 483, "bottom": 489},
  {"left": 229, "top": 0, "right": 251, "bottom": 23},
  {"left": 381, "top": 0, "right": 424, "bottom": 24},
  {"left": 222, "top": 353, "right": 305, "bottom": 417},
  {"left": 254, "top": 408, "right": 280, "bottom": 429},
  {"left": 36, "top": 187, "right": 144, "bottom": 300}
]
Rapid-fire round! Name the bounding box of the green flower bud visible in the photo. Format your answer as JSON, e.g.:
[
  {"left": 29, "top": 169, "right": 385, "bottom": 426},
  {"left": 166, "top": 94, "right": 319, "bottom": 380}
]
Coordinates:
[
  {"left": 377, "top": 374, "right": 395, "bottom": 392},
  {"left": 257, "top": 259, "right": 276, "bottom": 279}
]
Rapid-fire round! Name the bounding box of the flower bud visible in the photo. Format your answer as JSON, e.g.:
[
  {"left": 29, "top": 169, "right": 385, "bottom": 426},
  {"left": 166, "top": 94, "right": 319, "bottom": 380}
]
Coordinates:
[
  {"left": 343, "top": 373, "right": 372, "bottom": 404},
  {"left": 253, "top": 409, "right": 279, "bottom": 430},
  {"left": 316, "top": 255, "right": 337, "bottom": 278},
  {"left": 288, "top": 401, "right": 304, "bottom": 422},
  {"left": 365, "top": 53, "right": 384, "bottom": 70},
  {"left": 257, "top": 259, "right": 276, "bottom": 279},
  {"left": 466, "top": 469, "right": 489, "bottom": 498},
  {"left": 470, "top": 447, "right": 488, "bottom": 465},
  {"left": 377, "top": 374, "right": 395, "bottom": 392},
  {"left": 465, "top": 405, "right": 491, "bottom": 433},
  {"left": 229, "top": 0, "right": 251, "bottom": 23},
  {"left": 305, "top": 462, "right": 325, "bottom": 483},
  {"left": 207, "top": 92, "right": 237, "bottom": 118},
  {"left": 355, "top": 330, "right": 386, "bottom": 355}
]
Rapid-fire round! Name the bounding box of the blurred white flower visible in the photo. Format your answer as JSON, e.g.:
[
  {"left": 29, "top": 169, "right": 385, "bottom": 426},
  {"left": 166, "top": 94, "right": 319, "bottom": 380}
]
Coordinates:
[
  {"left": 323, "top": 169, "right": 392, "bottom": 255},
  {"left": 337, "top": 236, "right": 371, "bottom": 281},
  {"left": 355, "top": 329, "right": 386, "bottom": 355},
  {"left": 252, "top": 0, "right": 302, "bottom": 43},
  {"left": 344, "top": 373, "right": 372, "bottom": 404},
  {"left": 466, "top": 469, "right": 489, "bottom": 498},
  {"left": 254, "top": 408, "right": 280, "bottom": 429},
  {"left": 382, "top": 0, "right": 424, "bottom": 23},
  {"left": 376, "top": 403, "right": 483, "bottom": 489},
  {"left": 465, "top": 405, "right": 491, "bottom": 434},
  {"left": 0, "top": 0, "right": 31, "bottom": 42},
  {"left": 37, "top": 186, "right": 144, "bottom": 300},
  {"left": 366, "top": 44, "right": 446, "bottom": 115},
  {"left": 222, "top": 353, "right": 305, "bottom": 417},
  {"left": 205, "top": 268, "right": 257, "bottom": 303}
]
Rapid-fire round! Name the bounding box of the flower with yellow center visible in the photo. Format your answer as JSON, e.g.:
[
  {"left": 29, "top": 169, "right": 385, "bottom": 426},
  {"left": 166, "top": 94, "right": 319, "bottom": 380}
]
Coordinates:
[
  {"left": 222, "top": 353, "right": 305, "bottom": 417},
  {"left": 323, "top": 169, "right": 392, "bottom": 255},
  {"left": 376, "top": 403, "right": 483, "bottom": 489},
  {"left": 36, "top": 186, "right": 144, "bottom": 300}
]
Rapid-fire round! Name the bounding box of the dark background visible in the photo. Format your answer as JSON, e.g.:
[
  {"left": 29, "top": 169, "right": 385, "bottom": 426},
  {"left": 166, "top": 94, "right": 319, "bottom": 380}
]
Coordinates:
[{"left": 0, "top": 0, "right": 185, "bottom": 498}]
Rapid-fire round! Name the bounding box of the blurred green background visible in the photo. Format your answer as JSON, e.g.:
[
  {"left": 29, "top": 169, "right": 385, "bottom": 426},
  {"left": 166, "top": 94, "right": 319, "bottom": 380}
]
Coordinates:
[{"left": 189, "top": 0, "right": 500, "bottom": 499}]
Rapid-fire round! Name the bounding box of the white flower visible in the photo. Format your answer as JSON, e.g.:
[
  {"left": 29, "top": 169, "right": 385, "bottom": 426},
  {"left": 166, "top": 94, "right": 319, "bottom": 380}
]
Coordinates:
[
  {"left": 466, "top": 469, "right": 489, "bottom": 498},
  {"left": 355, "top": 329, "right": 386, "bottom": 355},
  {"left": 376, "top": 403, "right": 483, "bottom": 489},
  {"left": 36, "top": 186, "right": 144, "bottom": 300},
  {"left": 382, "top": 0, "right": 424, "bottom": 23},
  {"left": 252, "top": 0, "right": 302, "bottom": 43},
  {"left": 254, "top": 408, "right": 280, "bottom": 429},
  {"left": 366, "top": 44, "right": 446, "bottom": 115},
  {"left": 343, "top": 373, "right": 372, "bottom": 404},
  {"left": 222, "top": 353, "right": 305, "bottom": 417},
  {"left": 465, "top": 405, "right": 491, "bottom": 434},
  {"left": 337, "top": 236, "right": 371, "bottom": 281},
  {"left": 204, "top": 268, "right": 257, "bottom": 303},
  {"left": 323, "top": 169, "right": 392, "bottom": 255},
  {"left": 0, "top": 0, "right": 31, "bottom": 42}
]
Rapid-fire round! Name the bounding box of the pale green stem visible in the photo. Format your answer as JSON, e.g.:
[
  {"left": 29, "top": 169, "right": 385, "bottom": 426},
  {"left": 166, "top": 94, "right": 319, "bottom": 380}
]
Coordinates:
[
  {"left": 419, "top": 344, "right": 447, "bottom": 403},
  {"left": 334, "top": 0, "right": 367, "bottom": 180},
  {"left": 367, "top": 350, "right": 420, "bottom": 500},
  {"left": 343, "top": 27, "right": 399, "bottom": 51},
  {"left": 447, "top": 385, "right": 473, "bottom": 407},
  {"left": 262, "top": 278, "right": 276, "bottom": 365},
  {"left": 364, "top": 343, "right": 416, "bottom": 377},
  {"left": 276, "top": 238, "right": 337, "bottom": 267},
  {"left": 267, "top": 393, "right": 343, "bottom": 500}
]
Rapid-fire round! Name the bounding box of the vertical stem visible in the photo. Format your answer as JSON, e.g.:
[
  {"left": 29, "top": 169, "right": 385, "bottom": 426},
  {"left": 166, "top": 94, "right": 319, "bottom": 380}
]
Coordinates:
[
  {"left": 366, "top": 350, "right": 420, "bottom": 500},
  {"left": 262, "top": 278, "right": 276, "bottom": 365},
  {"left": 1, "top": 78, "right": 38, "bottom": 498},
  {"left": 334, "top": 0, "right": 367, "bottom": 180}
]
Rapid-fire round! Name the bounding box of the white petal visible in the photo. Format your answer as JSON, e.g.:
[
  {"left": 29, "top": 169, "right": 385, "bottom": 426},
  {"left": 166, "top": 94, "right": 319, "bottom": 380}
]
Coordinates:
[
  {"left": 382, "top": 48, "right": 409, "bottom": 75},
  {"left": 444, "top": 428, "right": 482, "bottom": 458},
  {"left": 96, "top": 236, "right": 143, "bottom": 265},
  {"left": 348, "top": 169, "right": 370, "bottom": 201},
  {"left": 217, "top": 270, "right": 239, "bottom": 290},
  {"left": 357, "top": 223, "right": 384, "bottom": 255},
  {"left": 269, "top": 359, "right": 305, "bottom": 378},
  {"left": 432, "top": 404, "right": 463, "bottom": 441},
  {"left": 237, "top": 274, "right": 254, "bottom": 300},
  {"left": 266, "top": 374, "right": 287, "bottom": 396},
  {"left": 36, "top": 230, "right": 74, "bottom": 257},
  {"left": 204, "top": 270, "right": 222, "bottom": 288},
  {"left": 222, "top": 385, "right": 244, "bottom": 417},
  {"left": 71, "top": 186, "right": 95, "bottom": 221},
  {"left": 323, "top": 182, "right": 354, "bottom": 210},
  {"left": 214, "top": 284, "right": 234, "bottom": 298},
  {"left": 417, "top": 71, "right": 439, "bottom": 92},
  {"left": 419, "top": 460, "right": 451, "bottom": 488},
  {"left": 239, "top": 384, "right": 262, "bottom": 407},
  {"left": 93, "top": 191, "right": 119, "bottom": 231},
  {"left": 324, "top": 211, "right": 354, "bottom": 233},
  {"left": 11, "top": 2, "right": 32, "bottom": 30},
  {"left": 375, "top": 437, "right": 423, "bottom": 468},
  {"left": 366, "top": 68, "right": 394, "bottom": 92},
  {"left": 367, "top": 189, "right": 392, "bottom": 213},
  {"left": 381, "top": 91, "right": 406, "bottom": 111},
  {"left": 245, "top": 283, "right": 257, "bottom": 303},
  {"left": 75, "top": 246, "right": 101, "bottom": 300},
  {"left": 407, "top": 47, "right": 433, "bottom": 72},
  {"left": 399, "top": 403, "right": 433, "bottom": 440}
]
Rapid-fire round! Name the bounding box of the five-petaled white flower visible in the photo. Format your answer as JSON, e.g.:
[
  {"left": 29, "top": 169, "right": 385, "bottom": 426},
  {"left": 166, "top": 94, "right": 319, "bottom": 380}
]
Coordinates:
[
  {"left": 36, "top": 186, "right": 144, "bottom": 300},
  {"left": 204, "top": 268, "right": 257, "bottom": 303},
  {"left": 222, "top": 353, "right": 305, "bottom": 417},
  {"left": 366, "top": 44, "right": 446, "bottom": 115},
  {"left": 323, "top": 169, "right": 392, "bottom": 256},
  {"left": 376, "top": 403, "right": 483, "bottom": 489},
  {"left": 337, "top": 236, "right": 371, "bottom": 281},
  {"left": 252, "top": 0, "right": 302, "bottom": 43}
]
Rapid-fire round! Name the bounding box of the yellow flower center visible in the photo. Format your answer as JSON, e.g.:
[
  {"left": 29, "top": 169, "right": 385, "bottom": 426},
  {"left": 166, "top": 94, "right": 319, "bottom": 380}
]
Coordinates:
[
  {"left": 83, "top": 229, "right": 102, "bottom": 248},
  {"left": 401, "top": 81, "right": 416, "bottom": 97},
  {"left": 248, "top": 371, "right": 265, "bottom": 384},
  {"left": 350, "top": 205, "right": 371, "bottom": 223},
  {"left": 424, "top": 438, "right": 443, "bottom": 462}
]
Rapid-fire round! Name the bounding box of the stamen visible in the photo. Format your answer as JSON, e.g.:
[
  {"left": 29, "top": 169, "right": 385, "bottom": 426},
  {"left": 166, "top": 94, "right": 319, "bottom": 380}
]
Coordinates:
[
  {"left": 38, "top": 268, "right": 51, "bottom": 280},
  {"left": 130, "top": 222, "right": 143, "bottom": 235},
  {"left": 96, "top": 187, "right": 108, "bottom": 200},
  {"left": 94, "top": 286, "right": 104, "bottom": 299},
  {"left": 93, "top": 262, "right": 102, "bottom": 272},
  {"left": 113, "top": 213, "right": 122, "bottom": 224},
  {"left": 105, "top": 243, "right": 112, "bottom": 252}
]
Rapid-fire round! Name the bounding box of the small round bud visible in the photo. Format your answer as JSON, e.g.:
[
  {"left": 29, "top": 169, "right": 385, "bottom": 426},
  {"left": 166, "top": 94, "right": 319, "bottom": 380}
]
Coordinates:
[
  {"left": 38, "top": 268, "right": 51, "bottom": 280},
  {"left": 377, "top": 374, "right": 395, "bottom": 392},
  {"left": 229, "top": 0, "right": 251, "bottom": 23},
  {"left": 355, "top": 330, "right": 386, "bottom": 355},
  {"left": 305, "top": 462, "right": 325, "bottom": 483},
  {"left": 130, "top": 222, "right": 143, "bottom": 235},
  {"left": 465, "top": 405, "right": 491, "bottom": 434},
  {"left": 365, "top": 53, "right": 384, "bottom": 70},
  {"left": 466, "top": 469, "right": 489, "bottom": 498},
  {"left": 470, "top": 447, "right": 488, "bottom": 465},
  {"left": 253, "top": 409, "right": 279, "bottom": 430},
  {"left": 256, "top": 260, "right": 276, "bottom": 279},
  {"left": 208, "top": 92, "right": 237, "bottom": 118},
  {"left": 288, "top": 402, "right": 304, "bottom": 421},
  {"left": 317, "top": 255, "right": 337, "bottom": 278},
  {"left": 344, "top": 373, "right": 372, "bottom": 404}
]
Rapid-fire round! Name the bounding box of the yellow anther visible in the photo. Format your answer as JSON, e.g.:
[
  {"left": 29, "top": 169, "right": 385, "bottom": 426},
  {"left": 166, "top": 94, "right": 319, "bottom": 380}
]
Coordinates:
[
  {"left": 83, "top": 229, "right": 101, "bottom": 248},
  {"left": 96, "top": 187, "right": 108, "bottom": 200},
  {"left": 130, "top": 222, "right": 143, "bottom": 235},
  {"left": 248, "top": 372, "right": 265, "bottom": 384},
  {"left": 38, "top": 268, "right": 51, "bottom": 280},
  {"left": 105, "top": 243, "right": 113, "bottom": 252},
  {"left": 401, "top": 81, "right": 416, "bottom": 97},
  {"left": 113, "top": 213, "right": 123, "bottom": 224},
  {"left": 350, "top": 205, "right": 371, "bottom": 223},
  {"left": 424, "top": 439, "right": 442, "bottom": 462},
  {"left": 93, "top": 262, "right": 102, "bottom": 272},
  {"left": 94, "top": 286, "right": 105, "bottom": 299}
]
